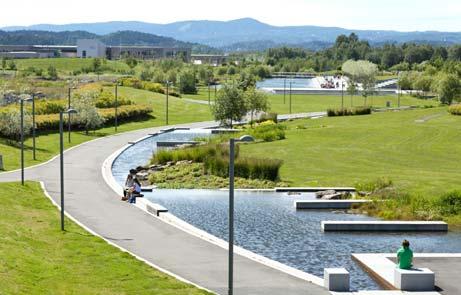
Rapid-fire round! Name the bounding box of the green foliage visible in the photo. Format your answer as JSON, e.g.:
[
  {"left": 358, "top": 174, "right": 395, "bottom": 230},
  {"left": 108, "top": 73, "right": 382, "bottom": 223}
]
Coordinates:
[
  {"left": 245, "top": 87, "right": 270, "bottom": 123},
  {"left": 177, "top": 68, "right": 197, "bottom": 94},
  {"left": 448, "top": 104, "right": 461, "bottom": 115},
  {"left": 33, "top": 104, "right": 151, "bottom": 131},
  {"left": 119, "top": 77, "right": 180, "bottom": 97},
  {"left": 327, "top": 106, "right": 372, "bottom": 116},
  {"left": 149, "top": 162, "right": 285, "bottom": 189},
  {"left": 0, "top": 108, "right": 32, "bottom": 140},
  {"left": 46, "top": 65, "right": 58, "bottom": 80},
  {"left": 434, "top": 73, "right": 461, "bottom": 104},
  {"left": 244, "top": 122, "right": 286, "bottom": 142},
  {"left": 151, "top": 142, "right": 283, "bottom": 182},
  {"left": 95, "top": 91, "right": 132, "bottom": 108},
  {"left": 212, "top": 82, "right": 247, "bottom": 127}
]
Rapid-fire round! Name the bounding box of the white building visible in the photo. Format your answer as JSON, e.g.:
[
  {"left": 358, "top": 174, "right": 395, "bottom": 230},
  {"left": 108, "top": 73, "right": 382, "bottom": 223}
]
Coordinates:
[{"left": 77, "top": 39, "right": 106, "bottom": 58}]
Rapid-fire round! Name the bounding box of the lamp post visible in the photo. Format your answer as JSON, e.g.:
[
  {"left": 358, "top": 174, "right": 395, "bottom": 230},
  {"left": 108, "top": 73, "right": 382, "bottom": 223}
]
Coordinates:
[
  {"left": 115, "top": 82, "right": 119, "bottom": 132},
  {"left": 208, "top": 80, "right": 211, "bottom": 105},
  {"left": 67, "top": 85, "right": 77, "bottom": 143},
  {"left": 165, "top": 81, "right": 171, "bottom": 125},
  {"left": 20, "top": 96, "right": 33, "bottom": 185},
  {"left": 283, "top": 77, "right": 286, "bottom": 104},
  {"left": 59, "top": 108, "right": 78, "bottom": 231},
  {"left": 289, "top": 81, "right": 293, "bottom": 114},
  {"left": 31, "top": 93, "right": 36, "bottom": 160},
  {"left": 341, "top": 79, "right": 345, "bottom": 111},
  {"left": 228, "top": 135, "right": 255, "bottom": 295}
]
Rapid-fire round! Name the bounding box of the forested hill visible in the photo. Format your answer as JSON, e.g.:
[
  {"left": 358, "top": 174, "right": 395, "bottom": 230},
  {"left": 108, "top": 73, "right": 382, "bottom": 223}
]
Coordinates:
[{"left": 0, "top": 30, "right": 218, "bottom": 53}]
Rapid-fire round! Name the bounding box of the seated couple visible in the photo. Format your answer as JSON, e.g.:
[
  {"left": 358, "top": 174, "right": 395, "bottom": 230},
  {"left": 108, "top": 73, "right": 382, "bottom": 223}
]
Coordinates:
[{"left": 122, "top": 171, "right": 142, "bottom": 204}]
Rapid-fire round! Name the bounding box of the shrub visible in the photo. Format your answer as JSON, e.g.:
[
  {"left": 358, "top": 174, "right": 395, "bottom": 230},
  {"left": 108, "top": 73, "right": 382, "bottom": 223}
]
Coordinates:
[
  {"left": 95, "top": 91, "right": 132, "bottom": 108},
  {"left": 436, "top": 191, "right": 461, "bottom": 216},
  {"left": 34, "top": 100, "right": 66, "bottom": 115},
  {"left": 247, "top": 123, "right": 286, "bottom": 142},
  {"left": 34, "top": 105, "right": 152, "bottom": 131},
  {"left": 327, "top": 106, "right": 372, "bottom": 117},
  {"left": 119, "top": 77, "right": 181, "bottom": 97},
  {"left": 448, "top": 104, "right": 461, "bottom": 115}
]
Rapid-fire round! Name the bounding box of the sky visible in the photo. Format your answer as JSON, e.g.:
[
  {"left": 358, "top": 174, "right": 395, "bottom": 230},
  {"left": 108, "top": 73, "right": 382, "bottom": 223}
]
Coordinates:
[{"left": 1, "top": 0, "right": 461, "bottom": 32}]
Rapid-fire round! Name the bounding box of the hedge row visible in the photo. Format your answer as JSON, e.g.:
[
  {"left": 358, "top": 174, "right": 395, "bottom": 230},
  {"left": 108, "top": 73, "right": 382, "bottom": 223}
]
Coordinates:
[
  {"left": 448, "top": 104, "right": 461, "bottom": 115},
  {"left": 119, "top": 77, "right": 181, "bottom": 97},
  {"left": 327, "top": 106, "right": 372, "bottom": 117},
  {"left": 34, "top": 104, "right": 152, "bottom": 131}
]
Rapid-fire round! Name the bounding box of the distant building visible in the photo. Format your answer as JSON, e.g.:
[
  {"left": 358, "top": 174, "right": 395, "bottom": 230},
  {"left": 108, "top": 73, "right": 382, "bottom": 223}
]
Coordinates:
[
  {"left": 0, "top": 45, "right": 77, "bottom": 58},
  {"left": 0, "top": 39, "right": 192, "bottom": 62},
  {"left": 77, "top": 39, "right": 106, "bottom": 58},
  {"left": 191, "top": 54, "right": 228, "bottom": 66}
]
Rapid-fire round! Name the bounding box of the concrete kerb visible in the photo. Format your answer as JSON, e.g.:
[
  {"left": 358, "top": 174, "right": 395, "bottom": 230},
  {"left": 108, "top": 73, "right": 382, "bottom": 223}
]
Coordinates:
[
  {"left": 101, "top": 130, "right": 326, "bottom": 289},
  {"left": 37, "top": 181, "right": 216, "bottom": 295}
]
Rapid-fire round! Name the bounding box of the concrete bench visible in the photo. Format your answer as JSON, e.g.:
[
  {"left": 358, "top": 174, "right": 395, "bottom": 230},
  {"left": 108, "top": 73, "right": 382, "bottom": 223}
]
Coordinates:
[
  {"left": 394, "top": 268, "right": 435, "bottom": 291},
  {"left": 324, "top": 268, "right": 349, "bottom": 292},
  {"left": 146, "top": 203, "right": 168, "bottom": 217}
]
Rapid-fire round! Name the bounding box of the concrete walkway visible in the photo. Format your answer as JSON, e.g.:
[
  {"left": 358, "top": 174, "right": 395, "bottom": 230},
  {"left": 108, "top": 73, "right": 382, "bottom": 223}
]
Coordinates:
[{"left": 0, "top": 121, "right": 328, "bottom": 295}]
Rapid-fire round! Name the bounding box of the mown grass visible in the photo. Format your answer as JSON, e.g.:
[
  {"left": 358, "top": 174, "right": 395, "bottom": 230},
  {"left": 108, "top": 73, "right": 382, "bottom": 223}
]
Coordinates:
[
  {"left": 14, "top": 58, "right": 130, "bottom": 73},
  {"left": 0, "top": 86, "right": 212, "bottom": 171},
  {"left": 241, "top": 107, "right": 461, "bottom": 196},
  {"left": 184, "top": 90, "right": 438, "bottom": 115},
  {"left": 0, "top": 181, "right": 210, "bottom": 294}
]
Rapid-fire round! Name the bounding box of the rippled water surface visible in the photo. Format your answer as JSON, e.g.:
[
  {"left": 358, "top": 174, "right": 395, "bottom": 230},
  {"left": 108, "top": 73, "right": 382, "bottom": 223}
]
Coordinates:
[{"left": 112, "top": 130, "right": 461, "bottom": 291}]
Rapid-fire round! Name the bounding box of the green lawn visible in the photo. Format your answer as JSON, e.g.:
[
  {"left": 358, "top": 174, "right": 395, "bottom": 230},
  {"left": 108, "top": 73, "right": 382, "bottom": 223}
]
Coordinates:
[
  {"left": 182, "top": 86, "right": 217, "bottom": 102},
  {"left": 183, "top": 90, "right": 438, "bottom": 114},
  {"left": 267, "top": 94, "right": 438, "bottom": 114},
  {"left": 241, "top": 107, "right": 461, "bottom": 196},
  {"left": 14, "top": 58, "right": 131, "bottom": 73},
  {"left": 0, "top": 182, "right": 210, "bottom": 294},
  {"left": 0, "top": 87, "right": 212, "bottom": 171}
]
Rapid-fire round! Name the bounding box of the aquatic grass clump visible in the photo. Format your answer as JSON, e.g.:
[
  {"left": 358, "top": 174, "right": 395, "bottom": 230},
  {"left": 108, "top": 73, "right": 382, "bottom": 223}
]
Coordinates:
[
  {"left": 151, "top": 142, "right": 282, "bottom": 182},
  {"left": 327, "top": 106, "right": 371, "bottom": 117}
]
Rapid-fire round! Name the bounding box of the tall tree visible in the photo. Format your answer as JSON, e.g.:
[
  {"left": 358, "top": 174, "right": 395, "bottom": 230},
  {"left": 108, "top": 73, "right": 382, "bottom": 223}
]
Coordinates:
[
  {"left": 212, "top": 82, "right": 247, "bottom": 128},
  {"left": 245, "top": 88, "right": 269, "bottom": 126}
]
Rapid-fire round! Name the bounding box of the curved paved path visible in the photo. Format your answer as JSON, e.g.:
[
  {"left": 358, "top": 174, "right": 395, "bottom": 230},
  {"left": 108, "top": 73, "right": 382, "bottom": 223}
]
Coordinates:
[{"left": 0, "top": 121, "right": 328, "bottom": 295}]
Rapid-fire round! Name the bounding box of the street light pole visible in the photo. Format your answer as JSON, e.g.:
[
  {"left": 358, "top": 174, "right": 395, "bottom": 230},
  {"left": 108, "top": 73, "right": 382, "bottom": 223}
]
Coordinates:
[
  {"left": 20, "top": 98, "right": 24, "bottom": 186},
  {"left": 341, "top": 80, "right": 344, "bottom": 111},
  {"left": 289, "top": 81, "right": 292, "bottom": 114},
  {"left": 67, "top": 87, "right": 71, "bottom": 143},
  {"left": 115, "top": 83, "right": 118, "bottom": 132},
  {"left": 283, "top": 77, "right": 287, "bottom": 104},
  {"left": 31, "top": 94, "right": 36, "bottom": 160},
  {"left": 228, "top": 138, "right": 235, "bottom": 295},
  {"left": 165, "top": 81, "right": 170, "bottom": 125},
  {"left": 228, "top": 135, "right": 254, "bottom": 295},
  {"left": 59, "top": 108, "right": 77, "bottom": 231},
  {"left": 208, "top": 81, "right": 211, "bottom": 105}
]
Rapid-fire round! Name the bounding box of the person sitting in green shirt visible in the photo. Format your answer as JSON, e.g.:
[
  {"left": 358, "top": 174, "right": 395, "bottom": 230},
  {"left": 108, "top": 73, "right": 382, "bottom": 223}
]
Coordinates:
[{"left": 397, "top": 239, "right": 413, "bottom": 269}]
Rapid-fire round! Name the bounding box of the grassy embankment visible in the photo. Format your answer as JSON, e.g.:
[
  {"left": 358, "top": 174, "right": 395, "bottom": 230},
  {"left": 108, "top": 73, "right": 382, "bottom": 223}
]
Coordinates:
[
  {"left": 240, "top": 107, "right": 461, "bottom": 224},
  {"left": 0, "top": 86, "right": 213, "bottom": 171},
  {"left": 14, "top": 58, "right": 131, "bottom": 74},
  {"left": 0, "top": 182, "right": 210, "bottom": 294}
]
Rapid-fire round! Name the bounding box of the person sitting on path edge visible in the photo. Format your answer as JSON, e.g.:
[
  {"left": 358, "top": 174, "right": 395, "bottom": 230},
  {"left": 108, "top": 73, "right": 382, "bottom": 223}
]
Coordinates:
[
  {"left": 128, "top": 178, "right": 142, "bottom": 204},
  {"left": 397, "top": 239, "right": 413, "bottom": 269},
  {"left": 122, "top": 170, "right": 136, "bottom": 201}
]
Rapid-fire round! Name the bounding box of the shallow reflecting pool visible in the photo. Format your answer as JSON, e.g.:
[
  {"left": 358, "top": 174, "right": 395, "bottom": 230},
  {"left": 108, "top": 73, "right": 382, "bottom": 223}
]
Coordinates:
[{"left": 112, "top": 130, "right": 461, "bottom": 291}]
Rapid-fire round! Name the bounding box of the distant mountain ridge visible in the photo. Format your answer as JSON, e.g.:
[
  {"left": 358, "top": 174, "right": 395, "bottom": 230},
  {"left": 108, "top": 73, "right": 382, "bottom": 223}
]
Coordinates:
[
  {"left": 3, "top": 18, "right": 461, "bottom": 51},
  {"left": 0, "top": 30, "right": 217, "bottom": 53}
]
